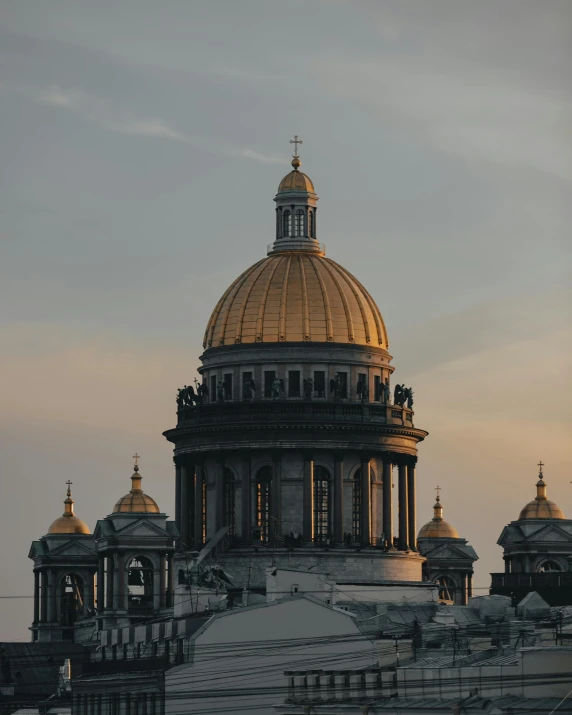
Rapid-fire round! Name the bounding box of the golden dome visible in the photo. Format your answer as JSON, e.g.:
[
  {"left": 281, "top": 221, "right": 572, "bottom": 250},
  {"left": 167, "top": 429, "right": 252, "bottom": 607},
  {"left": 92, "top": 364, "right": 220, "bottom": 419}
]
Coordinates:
[
  {"left": 113, "top": 460, "right": 160, "bottom": 514},
  {"left": 278, "top": 168, "right": 315, "bottom": 193},
  {"left": 48, "top": 482, "right": 90, "bottom": 535},
  {"left": 417, "top": 494, "right": 459, "bottom": 539},
  {"left": 518, "top": 466, "right": 564, "bottom": 520},
  {"left": 203, "top": 253, "right": 388, "bottom": 349}
]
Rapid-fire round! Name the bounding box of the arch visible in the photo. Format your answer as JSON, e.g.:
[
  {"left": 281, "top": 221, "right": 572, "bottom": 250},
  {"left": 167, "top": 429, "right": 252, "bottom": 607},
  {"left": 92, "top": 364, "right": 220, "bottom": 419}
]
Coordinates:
[
  {"left": 59, "top": 573, "right": 84, "bottom": 627},
  {"left": 294, "top": 209, "right": 304, "bottom": 237},
  {"left": 313, "top": 465, "right": 332, "bottom": 543},
  {"left": 223, "top": 467, "right": 236, "bottom": 536},
  {"left": 434, "top": 574, "right": 457, "bottom": 602},
  {"left": 538, "top": 560, "right": 562, "bottom": 573},
  {"left": 254, "top": 465, "right": 272, "bottom": 543},
  {"left": 127, "top": 556, "right": 154, "bottom": 612},
  {"left": 282, "top": 211, "right": 292, "bottom": 238}
]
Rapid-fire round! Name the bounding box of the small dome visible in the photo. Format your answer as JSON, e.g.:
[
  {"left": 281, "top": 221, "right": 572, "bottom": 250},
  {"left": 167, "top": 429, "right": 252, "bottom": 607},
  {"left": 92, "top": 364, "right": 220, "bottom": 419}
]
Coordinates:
[
  {"left": 48, "top": 483, "right": 90, "bottom": 535},
  {"left": 113, "top": 460, "right": 160, "bottom": 514},
  {"left": 418, "top": 493, "right": 459, "bottom": 540},
  {"left": 518, "top": 466, "right": 564, "bottom": 520},
  {"left": 278, "top": 168, "right": 315, "bottom": 193}
]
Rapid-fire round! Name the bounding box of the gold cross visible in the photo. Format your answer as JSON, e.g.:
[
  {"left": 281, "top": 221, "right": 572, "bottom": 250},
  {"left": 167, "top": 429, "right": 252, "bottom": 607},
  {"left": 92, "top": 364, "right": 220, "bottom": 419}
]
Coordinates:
[
  {"left": 435, "top": 485, "right": 441, "bottom": 499},
  {"left": 65, "top": 480, "right": 73, "bottom": 496},
  {"left": 290, "top": 135, "right": 303, "bottom": 158},
  {"left": 537, "top": 460, "right": 544, "bottom": 474},
  {"left": 133, "top": 453, "right": 140, "bottom": 468}
]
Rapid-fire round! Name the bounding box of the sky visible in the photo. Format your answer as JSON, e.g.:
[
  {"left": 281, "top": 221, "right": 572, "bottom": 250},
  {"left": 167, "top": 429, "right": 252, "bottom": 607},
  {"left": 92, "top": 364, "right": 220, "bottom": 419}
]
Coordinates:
[{"left": 0, "top": 0, "right": 570, "bottom": 640}]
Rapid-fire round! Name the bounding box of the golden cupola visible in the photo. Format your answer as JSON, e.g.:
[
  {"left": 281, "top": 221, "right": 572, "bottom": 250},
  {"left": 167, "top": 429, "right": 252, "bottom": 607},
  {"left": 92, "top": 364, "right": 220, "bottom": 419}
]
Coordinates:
[
  {"left": 518, "top": 464, "right": 564, "bottom": 520},
  {"left": 113, "top": 456, "right": 160, "bottom": 514},
  {"left": 203, "top": 139, "right": 388, "bottom": 350},
  {"left": 418, "top": 491, "right": 459, "bottom": 539},
  {"left": 47, "top": 481, "right": 91, "bottom": 535}
]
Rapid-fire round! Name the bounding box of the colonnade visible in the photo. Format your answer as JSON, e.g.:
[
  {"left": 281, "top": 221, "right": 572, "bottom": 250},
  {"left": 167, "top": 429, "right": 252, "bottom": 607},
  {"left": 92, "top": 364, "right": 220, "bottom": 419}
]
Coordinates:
[{"left": 176, "top": 452, "right": 418, "bottom": 552}]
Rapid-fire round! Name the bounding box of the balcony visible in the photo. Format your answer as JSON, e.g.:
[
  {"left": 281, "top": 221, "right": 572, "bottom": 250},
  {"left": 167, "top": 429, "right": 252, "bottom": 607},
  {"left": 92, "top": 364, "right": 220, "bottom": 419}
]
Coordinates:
[
  {"left": 174, "top": 399, "right": 415, "bottom": 430},
  {"left": 490, "top": 572, "right": 572, "bottom": 606}
]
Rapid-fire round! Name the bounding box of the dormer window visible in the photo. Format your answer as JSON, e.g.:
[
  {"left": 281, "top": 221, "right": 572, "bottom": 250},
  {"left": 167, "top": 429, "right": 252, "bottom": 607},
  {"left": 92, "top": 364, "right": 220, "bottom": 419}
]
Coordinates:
[
  {"left": 295, "top": 210, "right": 304, "bottom": 237},
  {"left": 283, "top": 211, "right": 292, "bottom": 237}
]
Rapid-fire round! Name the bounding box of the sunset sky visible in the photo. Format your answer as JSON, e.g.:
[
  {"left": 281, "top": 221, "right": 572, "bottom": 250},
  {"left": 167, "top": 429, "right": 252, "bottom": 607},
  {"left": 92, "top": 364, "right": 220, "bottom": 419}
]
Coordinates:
[{"left": 0, "top": 0, "right": 570, "bottom": 640}]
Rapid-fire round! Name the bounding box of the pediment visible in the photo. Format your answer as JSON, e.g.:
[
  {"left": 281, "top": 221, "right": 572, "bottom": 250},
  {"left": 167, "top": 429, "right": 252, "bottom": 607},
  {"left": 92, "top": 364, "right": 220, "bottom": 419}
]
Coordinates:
[
  {"left": 48, "top": 539, "right": 97, "bottom": 558},
  {"left": 115, "top": 519, "right": 169, "bottom": 538},
  {"left": 524, "top": 523, "right": 572, "bottom": 543},
  {"left": 426, "top": 543, "right": 477, "bottom": 561}
]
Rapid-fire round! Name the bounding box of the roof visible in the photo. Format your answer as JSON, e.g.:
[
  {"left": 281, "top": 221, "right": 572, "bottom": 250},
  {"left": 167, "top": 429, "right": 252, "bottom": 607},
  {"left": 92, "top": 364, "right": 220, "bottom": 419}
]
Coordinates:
[{"left": 203, "top": 254, "right": 388, "bottom": 348}]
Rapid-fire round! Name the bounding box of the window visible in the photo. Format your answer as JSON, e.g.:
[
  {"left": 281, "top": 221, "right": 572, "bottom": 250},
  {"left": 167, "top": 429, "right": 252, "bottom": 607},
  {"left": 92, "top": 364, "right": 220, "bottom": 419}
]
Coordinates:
[
  {"left": 357, "top": 373, "right": 367, "bottom": 400},
  {"left": 374, "top": 375, "right": 381, "bottom": 401},
  {"left": 539, "top": 560, "right": 562, "bottom": 573},
  {"left": 352, "top": 473, "right": 361, "bottom": 542},
  {"left": 309, "top": 210, "right": 314, "bottom": 238},
  {"left": 314, "top": 371, "right": 326, "bottom": 398},
  {"left": 60, "top": 573, "right": 84, "bottom": 627},
  {"left": 294, "top": 210, "right": 304, "bottom": 237},
  {"left": 313, "top": 466, "right": 331, "bottom": 542},
  {"left": 210, "top": 375, "right": 216, "bottom": 403},
  {"left": 264, "top": 370, "right": 275, "bottom": 398},
  {"left": 242, "top": 371, "right": 254, "bottom": 399},
  {"left": 223, "top": 468, "right": 236, "bottom": 536},
  {"left": 127, "top": 557, "right": 154, "bottom": 611},
  {"left": 435, "top": 575, "right": 456, "bottom": 601},
  {"left": 223, "top": 373, "right": 233, "bottom": 401},
  {"left": 288, "top": 371, "right": 301, "bottom": 397},
  {"left": 338, "top": 372, "right": 348, "bottom": 399},
  {"left": 255, "top": 466, "right": 272, "bottom": 542},
  {"left": 283, "top": 211, "right": 292, "bottom": 237}
]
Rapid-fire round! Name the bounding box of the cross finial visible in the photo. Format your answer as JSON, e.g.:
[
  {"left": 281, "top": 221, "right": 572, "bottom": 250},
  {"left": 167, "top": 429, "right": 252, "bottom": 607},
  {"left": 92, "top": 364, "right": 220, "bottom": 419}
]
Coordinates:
[
  {"left": 537, "top": 460, "right": 544, "bottom": 476},
  {"left": 133, "top": 452, "right": 140, "bottom": 471},
  {"left": 65, "top": 480, "right": 73, "bottom": 497},
  {"left": 289, "top": 135, "right": 303, "bottom": 158},
  {"left": 435, "top": 485, "right": 441, "bottom": 500}
]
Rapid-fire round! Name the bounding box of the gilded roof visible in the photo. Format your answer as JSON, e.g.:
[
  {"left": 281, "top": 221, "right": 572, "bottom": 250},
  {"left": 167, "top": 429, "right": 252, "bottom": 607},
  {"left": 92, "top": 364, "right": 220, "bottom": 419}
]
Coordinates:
[
  {"left": 417, "top": 496, "right": 459, "bottom": 540},
  {"left": 518, "top": 471, "right": 564, "bottom": 521},
  {"left": 278, "top": 169, "right": 315, "bottom": 193},
  {"left": 113, "top": 469, "right": 160, "bottom": 514},
  {"left": 203, "top": 253, "right": 388, "bottom": 349},
  {"left": 47, "top": 484, "right": 90, "bottom": 535}
]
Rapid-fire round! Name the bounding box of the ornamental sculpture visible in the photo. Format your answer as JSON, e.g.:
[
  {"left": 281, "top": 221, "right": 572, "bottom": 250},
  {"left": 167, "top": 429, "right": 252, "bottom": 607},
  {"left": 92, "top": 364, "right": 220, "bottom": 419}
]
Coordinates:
[
  {"left": 303, "top": 377, "right": 313, "bottom": 400},
  {"left": 271, "top": 377, "right": 284, "bottom": 399},
  {"left": 242, "top": 376, "right": 256, "bottom": 399}
]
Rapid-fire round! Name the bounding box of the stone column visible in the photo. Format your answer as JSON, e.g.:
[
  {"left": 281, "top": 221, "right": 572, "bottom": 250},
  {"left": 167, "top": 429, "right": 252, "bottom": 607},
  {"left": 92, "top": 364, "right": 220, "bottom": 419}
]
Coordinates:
[
  {"left": 117, "top": 554, "right": 125, "bottom": 611},
  {"left": 159, "top": 555, "right": 166, "bottom": 609},
  {"left": 360, "top": 456, "right": 371, "bottom": 546},
  {"left": 106, "top": 555, "right": 114, "bottom": 610},
  {"left": 398, "top": 461, "right": 409, "bottom": 551},
  {"left": 179, "top": 465, "right": 190, "bottom": 547},
  {"left": 153, "top": 568, "right": 161, "bottom": 611},
  {"left": 215, "top": 456, "right": 225, "bottom": 531},
  {"left": 461, "top": 574, "right": 468, "bottom": 606},
  {"left": 49, "top": 570, "right": 57, "bottom": 622},
  {"left": 97, "top": 557, "right": 105, "bottom": 612},
  {"left": 175, "top": 463, "right": 182, "bottom": 534},
  {"left": 303, "top": 454, "right": 314, "bottom": 542},
  {"left": 271, "top": 452, "right": 282, "bottom": 539},
  {"left": 194, "top": 463, "right": 204, "bottom": 545},
  {"left": 40, "top": 571, "right": 48, "bottom": 622},
  {"left": 333, "top": 453, "right": 344, "bottom": 544},
  {"left": 467, "top": 574, "right": 473, "bottom": 599},
  {"left": 167, "top": 553, "right": 174, "bottom": 608},
  {"left": 382, "top": 459, "right": 393, "bottom": 548},
  {"left": 241, "top": 454, "right": 252, "bottom": 544},
  {"left": 407, "top": 460, "right": 417, "bottom": 551},
  {"left": 33, "top": 571, "right": 40, "bottom": 624}
]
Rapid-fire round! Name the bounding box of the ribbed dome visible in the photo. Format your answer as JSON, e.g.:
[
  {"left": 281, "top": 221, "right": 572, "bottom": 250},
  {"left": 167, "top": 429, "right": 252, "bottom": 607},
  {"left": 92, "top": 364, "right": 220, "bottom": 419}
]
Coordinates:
[
  {"left": 48, "top": 484, "right": 90, "bottom": 535},
  {"left": 278, "top": 169, "right": 315, "bottom": 193},
  {"left": 418, "top": 495, "right": 459, "bottom": 540},
  {"left": 113, "top": 466, "right": 160, "bottom": 514},
  {"left": 518, "top": 469, "right": 564, "bottom": 521},
  {"left": 203, "top": 254, "right": 388, "bottom": 349}
]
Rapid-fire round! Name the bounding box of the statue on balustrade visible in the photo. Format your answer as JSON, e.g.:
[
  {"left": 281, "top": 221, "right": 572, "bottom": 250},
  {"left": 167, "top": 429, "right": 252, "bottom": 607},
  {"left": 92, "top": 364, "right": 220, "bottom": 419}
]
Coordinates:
[
  {"left": 404, "top": 386, "right": 414, "bottom": 409},
  {"left": 243, "top": 376, "right": 256, "bottom": 399},
  {"left": 197, "top": 382, "right": 209, "bottom": 404},
  {"left": 176, "top": 388, "right": 185, "bottom": 409},
  {"left": 177, "top": 385, "right": 197, "bottom": 408},
  {"left": 394, "top": 383, "right": 405, "bottom": 407},
  {"left": 271, "top": 377, "right": 284, "bottom": 399},
  {"left": 303, "top": 377, "right": 313, "bottom": 400},
  {"left": 216, "top": 381, "right": 225, "bottom": 402},
  {"left": 330, "top": 373, "right": 343, "bottom": 401},
  {"left": 357, "top": 377, "right": 369, "bottom": 402},
  {"left": 383, "top": 379, "right": 391, "bottom": 405}
]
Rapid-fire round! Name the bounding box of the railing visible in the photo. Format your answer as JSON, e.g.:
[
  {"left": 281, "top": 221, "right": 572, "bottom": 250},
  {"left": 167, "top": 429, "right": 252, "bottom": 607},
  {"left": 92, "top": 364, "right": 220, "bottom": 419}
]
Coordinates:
[
  {"left": 175, "top": 400, "right": 415, "bottom": 429},
  {"left": 490, "top": 572, "right": 572, "bottom": 606}
]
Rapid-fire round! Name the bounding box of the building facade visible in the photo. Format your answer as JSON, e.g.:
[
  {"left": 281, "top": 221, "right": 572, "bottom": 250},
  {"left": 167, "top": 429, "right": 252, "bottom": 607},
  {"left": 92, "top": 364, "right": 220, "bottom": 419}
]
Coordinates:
[{"left": 164, "top": 150, "right": 428, "bottom": 587}]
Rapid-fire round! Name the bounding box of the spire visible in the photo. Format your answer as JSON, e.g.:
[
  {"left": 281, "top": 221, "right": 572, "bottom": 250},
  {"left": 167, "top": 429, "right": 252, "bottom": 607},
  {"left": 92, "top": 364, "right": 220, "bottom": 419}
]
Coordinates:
[
  {"left": 290, "top": 134, "right": 302, "bottom": 170},
  {"left": 63, "top": 480, "right": 75, "bottom": 516},
  {"left": 535, "top": 460, "right": 547, "bottom": 500},
  {"left": 433, "top": 485, "right": 443, "bottom": 521},
  {"left": 131, "top": 453, "right": 142, "bottom": 492}
]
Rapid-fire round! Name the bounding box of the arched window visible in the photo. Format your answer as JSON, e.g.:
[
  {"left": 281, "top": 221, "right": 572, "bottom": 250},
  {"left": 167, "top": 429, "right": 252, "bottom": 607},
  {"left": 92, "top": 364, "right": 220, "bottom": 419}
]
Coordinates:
[
  {"left": 254, "top": 466, "right": 272, "bottom": 543},
  {"left": 309, "top": 210, "right": 314, "bottom": 238},
  {"left": 294, "top": 210, "right": 304, "bottom": 237},
  {"left": 283, "top": 211, "right": 292, "bottom": 237},
  {"left": 127, "top": 556, "right": 154, "bottom": 612},
  {"left": 223, "top": 468, "right": 236, "bottom": 536},
  {"left": 539, "top": 560, "right": 562, "bottom": 573},
  {"left": 313, "top": 466, "right": 332, "bottom": 543},
  {"left": 60, "top": 573, "right": 84, "bottom": 627},
  {"left": 435, "top": 575, "right": 456, "bottom": 602}
]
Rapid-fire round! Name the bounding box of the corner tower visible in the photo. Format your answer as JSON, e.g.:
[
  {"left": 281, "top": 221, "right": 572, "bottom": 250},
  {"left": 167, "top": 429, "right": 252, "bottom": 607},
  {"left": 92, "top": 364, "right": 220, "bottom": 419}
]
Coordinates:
[{"left": 164, "top": 142, "right": 428, "bottom": 588}]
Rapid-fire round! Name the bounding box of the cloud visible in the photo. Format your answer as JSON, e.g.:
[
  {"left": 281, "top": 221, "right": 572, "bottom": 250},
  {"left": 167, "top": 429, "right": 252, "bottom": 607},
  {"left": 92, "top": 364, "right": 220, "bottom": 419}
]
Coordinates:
[{"left": 34, "top": 85, "right": 281, "bottom": 163}]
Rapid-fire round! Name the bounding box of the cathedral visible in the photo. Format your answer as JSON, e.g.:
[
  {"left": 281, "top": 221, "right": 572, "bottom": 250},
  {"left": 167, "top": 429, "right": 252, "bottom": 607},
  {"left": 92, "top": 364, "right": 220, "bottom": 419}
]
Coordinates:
[{"left": 23, "top": 143, "right": 571, "bottom": 649}]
